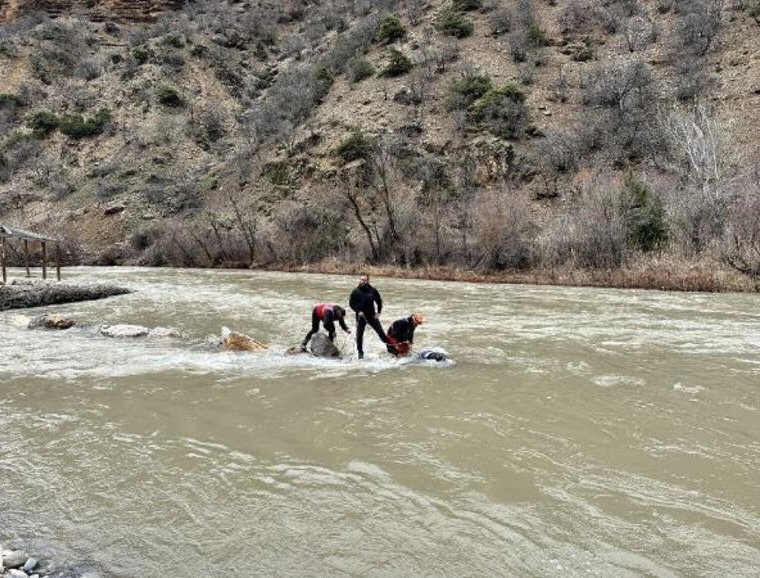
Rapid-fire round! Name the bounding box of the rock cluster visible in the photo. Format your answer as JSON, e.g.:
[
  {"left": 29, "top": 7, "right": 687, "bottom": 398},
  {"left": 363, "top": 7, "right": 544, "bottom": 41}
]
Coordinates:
[{"left": 2, "top": 543, "right": 101, "bottom": 578}]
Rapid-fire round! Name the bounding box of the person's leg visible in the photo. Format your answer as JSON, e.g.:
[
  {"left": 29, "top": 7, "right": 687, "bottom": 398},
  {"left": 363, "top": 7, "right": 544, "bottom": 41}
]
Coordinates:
[
  {"left": 356, "top": 315, "right": 367, "bottom": 358},
  {"left": 367, "top": 316, "right": 390, "bottom": 344},
  {"left": 302, "top": 311, "right": 320, "bottom": 348},
  {"left": 324, "top": 319, "right": 336, "bottom": 341}
]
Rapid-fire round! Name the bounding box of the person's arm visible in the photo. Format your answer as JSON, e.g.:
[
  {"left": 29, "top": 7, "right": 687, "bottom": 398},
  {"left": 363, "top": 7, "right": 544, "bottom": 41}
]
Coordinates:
[
  {"left": 349, "top": 289, "right": 359, "bottom": 313},
  {"left": 338, "top": 315, "right": 350, "bottom": 332},
  {"left": 374, "top": 288, "right": 383, "bottom": 315}
]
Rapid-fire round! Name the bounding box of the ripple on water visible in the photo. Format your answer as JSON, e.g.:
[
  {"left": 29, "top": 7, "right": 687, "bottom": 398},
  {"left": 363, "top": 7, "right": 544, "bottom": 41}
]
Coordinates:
[
  {"left": 592, "top": 375, "right": 646, "bottom": 388},
  {"left": 672, "top": 382, "right": 707, "bottom": 395}
]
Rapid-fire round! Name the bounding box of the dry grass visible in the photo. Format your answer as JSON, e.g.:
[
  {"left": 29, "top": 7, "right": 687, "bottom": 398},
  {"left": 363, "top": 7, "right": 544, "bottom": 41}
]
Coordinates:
[{"left": 260, "top": 255, "right": 757, "bottom": 293}]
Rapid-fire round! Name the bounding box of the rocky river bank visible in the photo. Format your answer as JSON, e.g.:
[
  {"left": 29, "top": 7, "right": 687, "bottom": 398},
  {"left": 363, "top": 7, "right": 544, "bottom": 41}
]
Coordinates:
[
  {"left": 1, "top": 543, "right": 100, "bottom": 578},
  {"left": 0, "top": 280, "right": 131, "bottom": 311}
]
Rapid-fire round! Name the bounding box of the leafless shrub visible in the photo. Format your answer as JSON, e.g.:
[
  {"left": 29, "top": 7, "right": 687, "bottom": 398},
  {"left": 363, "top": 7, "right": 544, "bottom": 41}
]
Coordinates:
[
  {"left": 29, "top": 19, "right": 92, "bottom": 82},
  {"left": 566, "top": 180, "right": 628, "bottom": 269},
  {"left": 674, "top": 56, "right": 713, "bottom": 101},
  {"left": 74, "top": 56, "right": 105, "bottom": 80},
  {"left": 488, "top": 8, "right": 511, "bottom": 36},
  {"left": 582, "top": 58, "right": 657, "bottom": 111},
  {"left": 471, "top": 191, "right": 538, "bottom": 271},
  {"left": 722, "top": 193, "right": 760, "bottom": 281},
  {"left": 269, "top": 196, "right": 350, "bottom": 264},
  {"left": 623, "top": 15, "right": 657, "bottom": 52},
  {"left": 407, "top": 0, "right": 426, "bottom": 25},
  {"left": 557, "top": 0, "right": 598, "bottom": 38},
  {"left": 677, "top": 0, "right": 723, "bottom": 56},
  {"left": 189, "top": 104, "right": 228, "bottom": 150},
  {"left": 663, "top": 103, "right": 739, "bottom": 255}
]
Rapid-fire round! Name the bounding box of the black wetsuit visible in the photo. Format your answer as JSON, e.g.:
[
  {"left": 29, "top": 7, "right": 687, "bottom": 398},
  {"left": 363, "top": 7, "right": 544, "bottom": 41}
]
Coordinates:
[
  {"left": 386, "top": 317, "right": 416, "bottom": 355},
  {"left": 349, "top": 283, "right": 389, "bottom": 357},
  {"left": 302, "top": 304, "right": 349, "bottom": 347}
]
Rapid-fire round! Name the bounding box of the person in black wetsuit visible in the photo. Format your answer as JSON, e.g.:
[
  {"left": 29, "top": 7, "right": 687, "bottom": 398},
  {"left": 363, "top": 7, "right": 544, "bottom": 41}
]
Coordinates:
[
  {"left": 348, "top": 273, "right": 390, "bottom": 359},
  {"left": 386, "top": 312, "right": 423, "bottom": 356},
  {"left": 301, "top": 303, "right": 351, "bottom": 350}
]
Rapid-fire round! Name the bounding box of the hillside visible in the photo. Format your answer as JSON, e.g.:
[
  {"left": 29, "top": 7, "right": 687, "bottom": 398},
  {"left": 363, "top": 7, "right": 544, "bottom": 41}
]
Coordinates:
[{"left": 1, "top": 0, "right": 760, "bottom": 290}]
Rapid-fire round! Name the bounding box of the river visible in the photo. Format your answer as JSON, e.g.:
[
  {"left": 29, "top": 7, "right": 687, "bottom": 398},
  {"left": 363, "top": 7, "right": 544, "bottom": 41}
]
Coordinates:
[{"left": 1, "top": 267, "right": 759, "bottom": 577}]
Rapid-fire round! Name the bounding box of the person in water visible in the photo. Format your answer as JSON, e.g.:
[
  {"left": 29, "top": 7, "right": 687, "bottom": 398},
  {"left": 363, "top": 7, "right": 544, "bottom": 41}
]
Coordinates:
[
  {"left": 349, "top": 273, "right": 391, "bottom": 359},
  {"left": 386, "top": 312, "right": 424, "bottom": 356},
  {"left": 302, "top": 303, "right": 351, "bottom": 350}
]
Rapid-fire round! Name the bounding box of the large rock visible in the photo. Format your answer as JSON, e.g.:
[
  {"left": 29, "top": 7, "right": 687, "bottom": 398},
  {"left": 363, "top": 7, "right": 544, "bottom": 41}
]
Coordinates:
[
  {"left": 220, "top": 327, "right": 268, "bottom": 351},
  {"left": 28, "top": 314, "right": 76, "bottom": 329},
  {"left": 309, "top": 332, "right": 341, "bottom": 358},
  {"left": 2, "top": 550, "right": 29, "bottom": 570}
]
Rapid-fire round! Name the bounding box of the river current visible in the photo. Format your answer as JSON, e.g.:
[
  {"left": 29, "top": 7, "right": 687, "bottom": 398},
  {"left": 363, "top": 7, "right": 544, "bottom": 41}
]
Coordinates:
[{"left": 1, "top": 267, "right": 758, "bottom": 577}]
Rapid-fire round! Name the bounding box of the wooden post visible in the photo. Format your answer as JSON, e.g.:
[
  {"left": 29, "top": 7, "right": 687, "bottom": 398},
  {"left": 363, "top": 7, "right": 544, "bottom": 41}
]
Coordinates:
[
  {"left": 1, "top": 236, "right": 6, "bottom": 284},
  {"left": 56, "top": 242, "right": 61, "bottom": 281},
  {"left": 24, "top": 238, "right": 30, "bottom": 277},
  {"left": 42, "top": 241, "right": 47, "bottom": 280}
]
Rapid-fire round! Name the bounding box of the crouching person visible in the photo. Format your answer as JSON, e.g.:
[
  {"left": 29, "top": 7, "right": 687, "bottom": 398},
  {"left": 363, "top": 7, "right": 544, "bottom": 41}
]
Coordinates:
[
  {"left": 302, "top": 304, "right": 351, "bottom": 351},
  {"left": 386, "top": 312, "right": 423, "bottom": 357}
]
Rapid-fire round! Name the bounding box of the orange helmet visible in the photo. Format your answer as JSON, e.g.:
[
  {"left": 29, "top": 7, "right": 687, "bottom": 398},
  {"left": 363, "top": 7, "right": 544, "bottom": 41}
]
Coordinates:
[{"left": 411, "top": 312, "right": 424, "bottom": 325}]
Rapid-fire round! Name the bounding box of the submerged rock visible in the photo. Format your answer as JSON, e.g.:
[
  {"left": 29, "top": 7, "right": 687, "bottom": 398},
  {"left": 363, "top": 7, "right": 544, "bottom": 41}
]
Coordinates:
[
  {"left": 99, "top": 324, "right": 186, "bottom": 338},
  {"left": 100, "top": 324, "right": 149, "bottom": 338},
  {"left": 28, "top": 314, "right": 76, "bottom": 330}
]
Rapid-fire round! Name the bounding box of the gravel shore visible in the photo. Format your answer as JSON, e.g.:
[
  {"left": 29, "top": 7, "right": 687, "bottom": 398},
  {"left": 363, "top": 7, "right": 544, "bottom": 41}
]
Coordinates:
[{"left": 0, "top": 279, "right": 132, "bottom": 311}]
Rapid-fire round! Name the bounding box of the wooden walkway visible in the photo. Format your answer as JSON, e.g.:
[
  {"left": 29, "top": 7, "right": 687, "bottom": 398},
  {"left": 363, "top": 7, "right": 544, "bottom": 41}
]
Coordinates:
[{"left": 0, "top": 224, "right": 62, "bottom": 283}]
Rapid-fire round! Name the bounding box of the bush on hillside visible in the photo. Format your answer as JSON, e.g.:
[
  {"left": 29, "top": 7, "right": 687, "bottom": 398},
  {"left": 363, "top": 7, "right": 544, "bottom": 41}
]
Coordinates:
[
  {"left": 438, "top": 9, "right": 475, "bottom": 38},
  {"left": 622, "top": 171, "right": 668, "bottom": 252},
  {"left": 157, "top": 86, "right": 186, "bottom": 107},
  {"left": 25, "top": 110, "right": 60, "bottom": 138},
  {"left": 453, "top": 0, "right": 483, "bottom": 11},
  {"left": 349, "top": 57, "right": 375, "bottom": 82},
  {"left": 377, "top": 14, "right": 406, "bottom": 43},
  {"left": 336, "top": 130, "right": 375, "bottom": 163},
  {"left": 448, "top": 73, "right": 493, "bottom": 109},
  {"left": 468, "top": 84, "right": 528, "bottom": 139},
  {"left": 59, "top": 109, "right": 111, "bottom": 138},
  {"left": 379, "top": 47, "right": 413, "bottom": 77}
]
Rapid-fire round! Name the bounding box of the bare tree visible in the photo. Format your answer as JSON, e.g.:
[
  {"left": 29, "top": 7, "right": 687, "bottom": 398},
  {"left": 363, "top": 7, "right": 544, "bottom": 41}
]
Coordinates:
[{"left": 664, "top": 102, "right": 739, "bottom": 253}]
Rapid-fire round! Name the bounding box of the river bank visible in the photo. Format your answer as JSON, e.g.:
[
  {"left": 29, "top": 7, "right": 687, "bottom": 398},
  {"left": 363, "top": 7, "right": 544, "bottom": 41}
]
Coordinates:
[
  {"left": 265, "top": 256, "right": 758, "bottom": 293},
  {"left": 0, "top": 279, "right": 132, "bottom": 311}
]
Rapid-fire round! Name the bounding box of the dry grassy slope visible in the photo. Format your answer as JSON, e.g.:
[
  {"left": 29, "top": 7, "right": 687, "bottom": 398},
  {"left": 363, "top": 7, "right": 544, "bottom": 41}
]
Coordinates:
[
  {"left": 0, "top": 0, "right": 184, "bottom": 23},
  {"left": 1, "top": 0, "right": 760, "bottom": 259}
]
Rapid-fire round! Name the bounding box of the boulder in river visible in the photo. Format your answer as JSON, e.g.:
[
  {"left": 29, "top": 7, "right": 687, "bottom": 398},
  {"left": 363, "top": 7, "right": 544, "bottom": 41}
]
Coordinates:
[
  {"left": 220, "top": 326, "right": 268, "bottom": 351},
  {"left": 309, "top": 332, "right": 341, "bottom": 358},
  {"left": 1, "top": 549, "right": 29, "bottom": 570},
  {"left": 28, "top": 314, "right": 76, "bottom": 329}
]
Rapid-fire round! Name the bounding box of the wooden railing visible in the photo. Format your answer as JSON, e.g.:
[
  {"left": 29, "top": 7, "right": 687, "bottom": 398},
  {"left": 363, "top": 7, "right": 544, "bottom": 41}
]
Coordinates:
[{"left": 0, "top": 224, "right": 61, "bottom": 284}]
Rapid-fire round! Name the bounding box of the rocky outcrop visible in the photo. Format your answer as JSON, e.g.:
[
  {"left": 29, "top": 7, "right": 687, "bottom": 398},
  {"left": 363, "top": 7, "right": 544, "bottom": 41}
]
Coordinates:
[
  {"left": 0, "top": 0, "right": 185, "bottom": 23},
  {"left": 0, "top": 279, "right": 132, "bottom": 311}
]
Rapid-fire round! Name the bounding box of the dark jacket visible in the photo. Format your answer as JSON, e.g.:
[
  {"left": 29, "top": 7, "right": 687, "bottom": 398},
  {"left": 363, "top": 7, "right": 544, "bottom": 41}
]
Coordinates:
[
  {"left": 349, "top": 284, "right": 383, "bottom": 318},
  {"left": 387, "top": 317, "right": 416, "bottom": 344}
]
